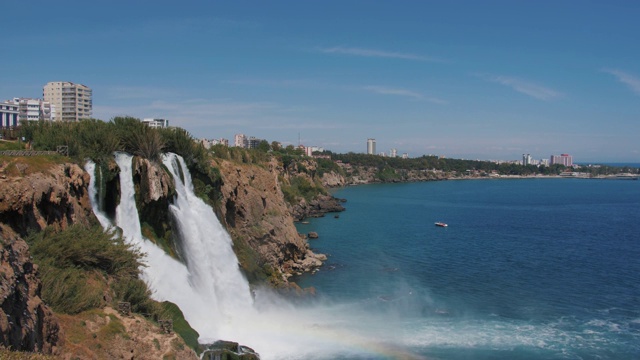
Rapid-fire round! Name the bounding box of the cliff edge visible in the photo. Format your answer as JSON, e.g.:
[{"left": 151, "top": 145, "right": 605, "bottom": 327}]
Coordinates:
[{"left": 215, "top": 158, "right": 327, "bottom": 283}]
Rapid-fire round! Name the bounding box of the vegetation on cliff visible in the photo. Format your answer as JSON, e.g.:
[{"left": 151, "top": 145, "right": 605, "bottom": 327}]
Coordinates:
[
  {"left": 329, "top": 152, "right": 638, "bottom": 180},
  {"left": 26, "top": 225, "right": 148, "bottom": 314},
  {"left": 25, "top": 224, "right": 199, "bottom": 353}
]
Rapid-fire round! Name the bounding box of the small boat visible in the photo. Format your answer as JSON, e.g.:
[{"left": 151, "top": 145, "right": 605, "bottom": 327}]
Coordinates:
[{"left": 435, "top": 222, "right": 448, "bottom": 227}]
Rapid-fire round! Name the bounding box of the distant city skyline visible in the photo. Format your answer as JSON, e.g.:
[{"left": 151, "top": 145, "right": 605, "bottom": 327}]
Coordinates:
[{"left": 1, "top": 1, "right": 639, "bottom": 162}]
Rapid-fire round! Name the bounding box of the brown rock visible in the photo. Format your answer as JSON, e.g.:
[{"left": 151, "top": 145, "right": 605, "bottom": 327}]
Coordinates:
[
  {"left": 0, "top": 224, "right": 62, "bottom": 354},
  {"left": 215, "top": 158, "right": 325, "bottom": 280},
  {"left": 0, "top": 163, "right": 93, "bottom": 237}
]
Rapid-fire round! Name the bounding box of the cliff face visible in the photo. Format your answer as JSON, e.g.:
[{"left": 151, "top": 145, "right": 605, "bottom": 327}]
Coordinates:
[
  {"left": 0, "top": 162, "right": 93, "bottom": 237},
  {"left": 324, "top": 163, "right": 448, "bottom": 186},
  {"left": 0, "top": 160, "right": 94, "bottom": 354},
  {"left": 214, "top": 158, "right": 326, "bottom": 281},
  {"left": 0, "top": 224, "right": 61, "bottom": 354}
]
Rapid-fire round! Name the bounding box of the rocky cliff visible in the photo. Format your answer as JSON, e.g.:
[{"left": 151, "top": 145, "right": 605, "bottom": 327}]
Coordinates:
[
  {"left": 0, "top": 224, "right": 61, "bottom": 355},
  {"left": 214, "top": 158, "right": 327, "bottom": 282},
  {"left": 0, "top": 159, "right": 90, "bottom": 354},
  {"left": 0, "top": 160, "right": 93, "bottom": 237},
  {"left": 322, "top": 162, "right": 449, "bottom": 187},
  {"left": 0, "top": 153, "right": 341, "bottom": 357}
]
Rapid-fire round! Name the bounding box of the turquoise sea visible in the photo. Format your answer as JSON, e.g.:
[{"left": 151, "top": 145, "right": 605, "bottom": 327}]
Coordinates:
[{"left": 295, "top": 179, "right": 640, "bottom": 359}]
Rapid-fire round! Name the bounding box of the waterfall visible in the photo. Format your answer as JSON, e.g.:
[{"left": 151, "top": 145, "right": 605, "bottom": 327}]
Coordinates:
[
  {"left": 111, "top": 152, "right": 234, "bottom": 339},
  {"left": 87, "top": 152, "right": 389, "bottom": 359},
  {"left": 162, "top": 153, "right": 254, "bottom": 316},
  {"left": 84, "top": 160, "right": 112, "bottom": 229}
]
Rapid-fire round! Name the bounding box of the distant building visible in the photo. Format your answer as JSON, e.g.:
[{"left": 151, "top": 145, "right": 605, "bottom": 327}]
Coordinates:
[
  {"left": 550, "top": 154, "right": 573, "bottom": 167},
  {"left": 0, "top": 101, "right": 19, "bottom": 128},
  {"left": 11, "top": 98, "right": 54, "bottom": 122},
  {"left": 43, "top": 81, "right": 92, "bottom": 121},
  {"left": 142, "top": 118, "right": 169, "bottom": 128},
  {"left": 234, "top": 133, "right": 247, "bottom": 148},
  {"left": 248, "top": 136, "right": 264, "bottom": 149},
  {"left": 390, "top": 148, "right": 397, "bottom": 158},
  {"left": 402, "top": 153, "right": 409, "bottom": 159},
  {"left": 367, "top": 138, "right": 376, "bottom": 155},
  {"left": 200, "top": 138, "right": 229, "bottom": 149},
  {"left": 522, "top": 153, "right": 532, "bottom": 166},
  {"left": 305, "top": 145, "right": 324, "bottom": 155}
]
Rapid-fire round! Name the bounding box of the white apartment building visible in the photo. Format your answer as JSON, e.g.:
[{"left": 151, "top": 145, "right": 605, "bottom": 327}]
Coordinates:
[
  {"left": 0, "top": 101, "right": 19, "bottom": 128},
  {"left": 43, "top": 81, "right": 92, "bottom": 122},
  {"left": 234, "top": 133, "right": 247, "bottom": 148},
  {"left": 12, "top": 98, "right": 54, "bottom": 122},
  {"left": 142, "top": 118, "right": 169, "bottom": 128}
]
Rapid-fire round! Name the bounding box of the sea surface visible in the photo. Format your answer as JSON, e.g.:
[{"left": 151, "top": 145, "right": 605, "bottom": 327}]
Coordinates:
[{"left": 295, "top": 178, "right": 640, "bottom": 360}]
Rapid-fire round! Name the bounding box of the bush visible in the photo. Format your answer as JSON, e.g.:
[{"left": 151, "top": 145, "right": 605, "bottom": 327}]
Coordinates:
[
  {"left": 37, "top": 267, "right": 105, "bottom": 314},
  {"left": 28, "top": 225, "right": 142, "bottom": 278},
  {"left": 158, "top": 302, "right": 200, "bottom": 353},
  {"left": 26, "top": 224, "right": 146, "bottom": 314}
]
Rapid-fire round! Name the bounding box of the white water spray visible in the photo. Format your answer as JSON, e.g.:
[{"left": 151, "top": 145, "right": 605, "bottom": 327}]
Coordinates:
[
  {"left": 84, "top": 160, "right": 111, "bottom": 229},
  {"left": 87, "top": 153, "right": 421, "bottom": 359},
  {"left": 112, "top": 152, "right": 244, "bottom": 340},
  {"left": 161, "top": 154, "right": 254, "bottom": 331}
]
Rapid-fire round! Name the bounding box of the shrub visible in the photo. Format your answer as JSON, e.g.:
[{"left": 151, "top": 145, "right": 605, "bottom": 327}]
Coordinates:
[{"left": 26, "top": 224, "right": 145, "bottom": 314}]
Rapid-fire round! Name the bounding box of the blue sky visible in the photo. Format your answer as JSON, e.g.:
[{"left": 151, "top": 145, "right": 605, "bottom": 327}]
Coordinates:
[{"left": 2, "top": 1, "right": 639, "bottom": 162}]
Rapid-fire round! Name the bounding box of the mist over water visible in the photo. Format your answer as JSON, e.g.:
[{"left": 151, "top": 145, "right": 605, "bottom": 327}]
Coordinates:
[
  {"left": 89, "top": 153, "right": 417, "bottom": 359},
  {"left": 296, "top": 180, "right": 640, "bottom": 359}
]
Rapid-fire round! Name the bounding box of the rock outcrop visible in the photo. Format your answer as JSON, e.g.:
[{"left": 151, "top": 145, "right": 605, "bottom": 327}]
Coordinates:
[
  {"left": 320, "top": 171, "right": 346, "bottom": 187},
  {"left": 56, "top": 307, "right": 197, "bottom": 360},
  {"left": 290, "top": 194, "right": 345, "bottom": 222},
  {"left": 133, "top": 157, "right": 173, "bottom": 204},
  {"left": 214, "top": 158, "right": 326, "bottom": 280},
  {"left": 0, "top": 161, "right": 93, "bottom": 237},
  {"left": 0, "top": 224, "right": 61, "bottom": 354}
]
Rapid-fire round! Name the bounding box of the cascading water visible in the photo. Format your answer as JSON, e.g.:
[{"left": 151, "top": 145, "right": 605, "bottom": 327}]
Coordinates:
[
  {"left": 84, "top": 160, "right": 111, "bottom": 229},
  {"left": 162, "top": 153, "right": 254, "bottom": 317},
  {"left": 112, "top": 152, "right": 234, "bottom": 339},
  {"left": 88, "top": 153, "right": 409, "bottom": 360}
]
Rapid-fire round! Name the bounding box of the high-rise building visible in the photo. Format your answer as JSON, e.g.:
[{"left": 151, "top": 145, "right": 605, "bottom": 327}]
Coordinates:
[
  {"left": 550, "top": 154, "right": 573, "bottom": 167},
  {"left": 247, "top": 136, "right": 261, "bottom": 149},
  {"left": 234, "top": 133, "right": 247, "bottom": 148},
  {"left": 43, "top": 81, "right": 92, "bottom": 122},
  {"left": 522, "top": 153, "right": 532, "bottom": 166},
  {"left": 367, "top": 138, "right": 376, "bottom": 155},
  {"left": 0, "top": 101, "right": 19, "bottom": 128},
  {"left": 390, "top": 148, "right": 397, "bottom": 158}
]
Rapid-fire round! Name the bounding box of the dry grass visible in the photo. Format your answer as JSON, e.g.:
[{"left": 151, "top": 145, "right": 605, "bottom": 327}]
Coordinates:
[
  {"left": 0, "top": 347, "right": 58, "bottom": 359},
  {"left": 0, "top": 155, "right": 67, "bottom": 177}
]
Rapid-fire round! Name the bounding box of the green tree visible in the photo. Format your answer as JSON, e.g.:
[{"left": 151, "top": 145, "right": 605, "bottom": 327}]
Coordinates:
[{"left": 257, "top": 140, "right": 271, "bottom": 152}]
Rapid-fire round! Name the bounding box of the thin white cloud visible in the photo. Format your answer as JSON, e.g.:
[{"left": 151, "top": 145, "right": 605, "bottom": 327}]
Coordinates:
[
  {"left": 602, "top": 68, "right": 640, "bottom": 95},
  {"left": 364, "top": 86, "right": 422, "bottom": 99},
  {"left": 92, "top": 98, "right": 345, "bottom": 133},
  {"left": 479, "top": 74, "right": 563, "bottom": 101},
  {"left": 106, "top": 86, "right": 182, "bottom": 100},
  {"left": 363, "top": 86, "right": 448, "bottom": 104},
  {"left": 319, "top": 46, "right": 443, "bottom": 62}
]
